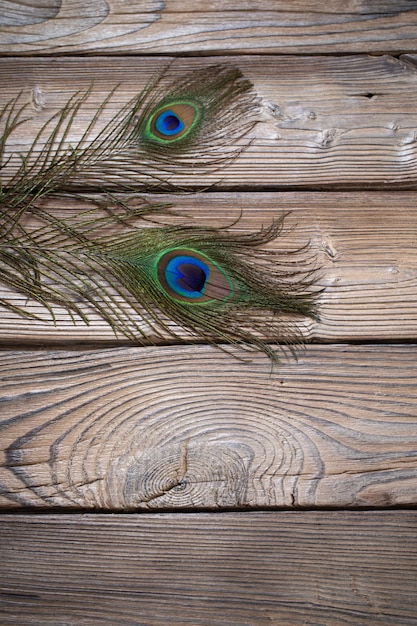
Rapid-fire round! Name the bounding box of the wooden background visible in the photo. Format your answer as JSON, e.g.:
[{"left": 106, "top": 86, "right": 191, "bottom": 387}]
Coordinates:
[{"left": 1, "top": 1, "right": 417, "bottom": 624}]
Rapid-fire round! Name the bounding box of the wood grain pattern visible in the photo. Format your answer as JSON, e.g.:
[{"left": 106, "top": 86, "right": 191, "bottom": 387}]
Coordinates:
[
  {"left": 1, "top": 0, "right": 417, "bottom": 55},
  {"left": 1, "top": 192, "right": 416, "bottom": 344},
  {"left": 2, "top": 55, "right": 417, "bottom": 189},
  {"left": 0, "top": 0, "right": 163, "bottom": 47},
  {"left": 0, "top": 344, "right": 416, "bottom": 510},
  {"left": 1, "top": 510, "right": 417, "bottom": 625}
]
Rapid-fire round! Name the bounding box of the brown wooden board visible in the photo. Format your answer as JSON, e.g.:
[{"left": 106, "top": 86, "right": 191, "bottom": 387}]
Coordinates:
[
  {"left": 1, "top": 510, "right": 417, "bottom": 625},
  {"left": 2, "top": 1, "right": 417, "bottom": 55},
  {"left": 0, "top": 344, "right": 416, "bottom": 510},
  {"left": 1, "top": 192, "right": 416, "bottom": 344},
  {"left": 2, "top": 56, "right": 417, "bottom": 189}
]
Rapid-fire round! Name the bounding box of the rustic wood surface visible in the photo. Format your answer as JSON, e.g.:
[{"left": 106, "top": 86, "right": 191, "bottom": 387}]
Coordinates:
[
  {"left": 2, "top": 0, "right": 417, "bottom": 55},
  {"left": 1, "top": 344, "right": 416, "bottom": 510},
  {"left": 2, "top": 55, "right": 417, "bottom": 189},
  {"left": 1, "top": 511, "right": 417, "bottom": 625},
  {"left": 1, "top": 3, "right": 417, "bottom": 624},
  {"left": 1, "top": 191, "right": 416, "bottom": 344}
]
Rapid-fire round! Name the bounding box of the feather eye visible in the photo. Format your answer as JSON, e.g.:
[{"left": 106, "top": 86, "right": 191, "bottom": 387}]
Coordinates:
[
  {"left": 94, "top": 220, "right": 320, "bottom": 363},
  {"left": 128, "top": 64, "right": 258, "bottom": 172},
  {"left": 156, "top": 248, "right": 233, "bottom": 303},
  {"left": 147, "top": 103, "right": 200, "bottom": 143}
]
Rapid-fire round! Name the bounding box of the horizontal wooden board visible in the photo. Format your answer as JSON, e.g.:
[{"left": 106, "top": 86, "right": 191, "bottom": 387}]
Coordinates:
[
  {"left": 2, "top": 55, "right": 417, "bottom": 189},
  {"left": 1, "top": 510, "right": 417, "bottom": 625},
  {"left": 0, "top": 343, "right": 416, "bottom": 510},
  {"left": 1, "top": 192, "right": 417, "bottom": 344},
  {"left": 1, "top": 1, "right": 417, "bottom": 55}
]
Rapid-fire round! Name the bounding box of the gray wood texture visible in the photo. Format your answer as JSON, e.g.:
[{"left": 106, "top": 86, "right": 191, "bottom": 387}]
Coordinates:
[
  {"left": 1, "top": 344, "right": 416, "bottom": 510},
  {"left": 2, "top": 56, "right": 417, "bottom": 189},
  {"left": 1, "top": 0, "right": 417, "bottom": 55},
  {"left": 1, "top": 511, "right": 417, "bottom": 625}
]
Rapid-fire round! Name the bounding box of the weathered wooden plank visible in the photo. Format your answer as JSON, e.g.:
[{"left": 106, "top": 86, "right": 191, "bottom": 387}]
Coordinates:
[
  {"left": 1, "top": 192, "right": 416, "bottom": 344},
  {"left": 1, "top": 510, "right": 417, "bottom": 625},
  {"left": 0, "top": 344, "right": 416, "bottom": 510},
  {"left": 2, "top": 0, "right": 417, "bottom": 55},
  {"left": 2, "top": 55, "right": 417, "bottom": 189}
]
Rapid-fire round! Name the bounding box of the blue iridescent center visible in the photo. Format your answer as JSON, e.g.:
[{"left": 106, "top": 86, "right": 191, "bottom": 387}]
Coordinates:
[
  {"left": 164, "top": 255, "right": 209, "bottom": 299},
  {"left": 155, "top": 110, "right": 185, "bottom": 137}
]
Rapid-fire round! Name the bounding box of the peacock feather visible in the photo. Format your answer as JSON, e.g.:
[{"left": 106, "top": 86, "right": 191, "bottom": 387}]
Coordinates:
[
  {"left": 0, "top": 199, "right": 320, "bottom": 362},
  {"left": 0, "top": 64, "right": 258, "bottom": 199},
  {"left": 1, "top": 63, "right": 258, "bottom": 266}
]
